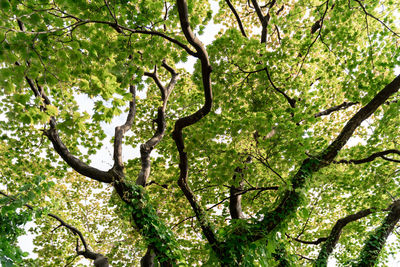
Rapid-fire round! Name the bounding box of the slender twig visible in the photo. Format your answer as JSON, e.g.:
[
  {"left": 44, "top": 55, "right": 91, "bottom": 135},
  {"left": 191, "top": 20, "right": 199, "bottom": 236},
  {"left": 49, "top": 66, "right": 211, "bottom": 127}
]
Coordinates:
[
  {"left": 296, "top": 0, "right": 330, "bottom": 78},
  {"left": 354, "top": 0, "right": 400, "bottom": 38}
]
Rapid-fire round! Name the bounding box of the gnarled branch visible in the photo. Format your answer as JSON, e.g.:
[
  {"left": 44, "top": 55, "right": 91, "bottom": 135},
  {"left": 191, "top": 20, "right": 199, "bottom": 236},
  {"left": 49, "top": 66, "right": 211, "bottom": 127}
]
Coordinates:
[
  {"left": 136, "top": 60, "right": 179, "bottom": 187},
  {"left": 173, "top": 0, "right": 220, "bottom": 253},
  {"left": 113, "top": 85, "right": 136, "bottom": 173}
]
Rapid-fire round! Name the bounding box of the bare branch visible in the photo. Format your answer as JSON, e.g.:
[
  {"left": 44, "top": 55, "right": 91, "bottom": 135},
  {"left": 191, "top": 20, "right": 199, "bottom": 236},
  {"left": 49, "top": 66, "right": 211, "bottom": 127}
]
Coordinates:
[
  {"left": 225, "top": 0, "right": 248, "bottom": 38},
  {"left": 334, "top": 149, "right": 400, "bottom": 165},
  {"left": 136, "top": 61, "right": 179, "bottom": 187},
  {"left": 113, "top": 85, "right": 136, "bottom": 173},
  {"left": 314, "top": 101, "right": 359, "bottom": 118}
]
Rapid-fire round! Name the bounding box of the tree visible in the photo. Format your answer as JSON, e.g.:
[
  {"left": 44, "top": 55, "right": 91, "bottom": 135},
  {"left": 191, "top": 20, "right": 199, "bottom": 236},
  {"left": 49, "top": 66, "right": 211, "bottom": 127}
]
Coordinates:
[{"left": 1, "top": 0, "right": 400, "bottom": 265}]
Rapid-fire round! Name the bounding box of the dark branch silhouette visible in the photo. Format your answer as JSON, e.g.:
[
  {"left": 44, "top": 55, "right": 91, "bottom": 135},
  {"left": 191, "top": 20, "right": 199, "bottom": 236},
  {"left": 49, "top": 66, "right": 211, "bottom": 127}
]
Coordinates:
[
  {"left": 173, "top": 0, "right": 221, "bottom": 255},
  {"left": 314, "top": 101, "right": 359, "bottom": 118},
  {"left": 335, "top": 149, "right": 400, "bottom": 165},
  {"left": 225, "top": 0, "right": 247, "bottom": 38}
]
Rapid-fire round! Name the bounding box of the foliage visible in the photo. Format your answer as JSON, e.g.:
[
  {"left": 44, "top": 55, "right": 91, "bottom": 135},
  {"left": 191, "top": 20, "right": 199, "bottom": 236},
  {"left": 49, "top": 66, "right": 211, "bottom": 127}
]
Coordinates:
[{"left": 1, "top": 0, "right": 400, "bottom": 266}]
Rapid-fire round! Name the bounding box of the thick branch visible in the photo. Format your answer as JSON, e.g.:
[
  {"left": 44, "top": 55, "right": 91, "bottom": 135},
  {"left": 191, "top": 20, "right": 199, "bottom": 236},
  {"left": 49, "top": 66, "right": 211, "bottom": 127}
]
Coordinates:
[
  {"left": 44, "top": 124, "right": 113, "bottom": 183},
  {"left": 315, "top": 208, "right": 374, "bottom": 266},
  {"left": 229, "top": 167, "right": 244, "bottom": 219},
  {"left": 173, "top": 0, "right": 219, "bottom": 252},
  {"left": 17, "top": 18, "right": 113, "bottom": 183},
  {"left": 335, "top": 149, "right": 400, "bottom": 165},
  {"left": 225, "top": 0, "right": 247, "bottom": 38},
  {"left": 356, "top": 200, "right": 400, "bottom": 266},
  {"left": 322, "top": 75, "right": 400, "bottom": 162},
  {"left": 140, "top": 246, "right": 156, "bottom": 267},
  {"left": 23, "top": 79, "right": 113, "bottom": 183},
  {"left": 289, "top": 235, "right": 327, "bottom": 245},
  {"left": 113, "top": 85, "right": 136, "bottom": 173},
  {"left": 144, "top": 66, "right": 166, "bottom": 100}
]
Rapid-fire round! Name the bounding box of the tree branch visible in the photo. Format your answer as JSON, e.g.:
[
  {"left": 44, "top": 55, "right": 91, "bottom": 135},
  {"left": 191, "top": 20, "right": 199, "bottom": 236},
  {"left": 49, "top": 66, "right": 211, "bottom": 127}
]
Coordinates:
[
  {"left": 44, "top": 123, "right": 113, "bottom": 183},
  {"left": 265, "top": 65, "right": 296, "bottom": 108},
  {"left": 173, "top": 0, "right": 220, "bottom": 253},
  {"left": 356, "top": 200, "right": 400, "bottom": 266},
  {"left": 0, "top": 191, "right": 109, "bottom": 267},
  {"left": 315, "top": 208, "right": 374, "bottom": 266},
  {"left": 334, "top": 149, "right": 400, "bottom": 165},
  {"left": 12, "top": 10, "right": 198, "bottom": 57},
  {"left": 229, "top": 167, "right": 245, "bottom": 219},
  {"left": 16, "top": 18, "right": 113, "bottom": 184},
  {"left": 136, "top": 60, "right": 179, "bottom": 187},
  {"left": 140, "top": 246, "right": 156, "bottom": 267},
  {"left": 322, "top": 75, "right": 400, "bottom": 162},
  {"left": 251, "top": 0, "right": 276, "bottom": 43},
  {"left": 314, "top": 101, "right": 359, "bottom": 118},
  {"left": 113, "top": 85, "right": 136, "bottom": 173},
  {"left": 225, "top": 0, "right": 248, "bottom": 38},
  {"left": 296, "top": 0, "right": 330, "bottom": 78},
  {"left": 353, "top": 0, "right": 400, "bottom": 38},
  {"left": 256, "top": 74, "right": 400, "bottom": 239},
  {"left": 288, "top": 234, "right": 327, "bottom": 245}
]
